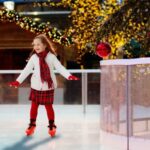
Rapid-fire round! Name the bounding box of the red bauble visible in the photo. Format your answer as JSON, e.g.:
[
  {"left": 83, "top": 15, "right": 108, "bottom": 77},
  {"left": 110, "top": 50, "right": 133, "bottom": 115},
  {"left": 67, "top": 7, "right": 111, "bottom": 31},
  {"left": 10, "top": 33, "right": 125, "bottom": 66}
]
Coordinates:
[{"left": 96, "top": 42, "right": 111, "bottom": 58}]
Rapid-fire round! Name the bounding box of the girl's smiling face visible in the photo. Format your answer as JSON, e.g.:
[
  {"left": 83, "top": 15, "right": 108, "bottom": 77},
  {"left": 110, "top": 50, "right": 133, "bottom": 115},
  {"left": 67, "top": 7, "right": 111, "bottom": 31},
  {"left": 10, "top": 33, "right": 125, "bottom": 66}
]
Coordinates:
[{"left": 32, "top": 38, "right": 47, "bottom": 53}]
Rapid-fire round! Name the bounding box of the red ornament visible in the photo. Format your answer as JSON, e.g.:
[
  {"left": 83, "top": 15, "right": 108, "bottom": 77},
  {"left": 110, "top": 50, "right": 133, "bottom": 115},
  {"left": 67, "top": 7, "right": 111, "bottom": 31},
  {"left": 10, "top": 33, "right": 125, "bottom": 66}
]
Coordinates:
[{"left": 96, "top": 42, "right": 111, "bottom": 58}]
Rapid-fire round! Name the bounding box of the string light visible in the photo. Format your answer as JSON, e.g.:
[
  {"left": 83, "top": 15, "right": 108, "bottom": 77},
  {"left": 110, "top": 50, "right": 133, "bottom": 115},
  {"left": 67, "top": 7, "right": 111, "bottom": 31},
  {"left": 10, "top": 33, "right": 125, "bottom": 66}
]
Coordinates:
[
  {"left": 0, "top": 8, "right": 72, "bottom": 46},
  {"left": 97, "top": 0, "right": 150, "bottom": 59},
  {"left": 1, "top": 0, "right": 149, "bottom": 63}
]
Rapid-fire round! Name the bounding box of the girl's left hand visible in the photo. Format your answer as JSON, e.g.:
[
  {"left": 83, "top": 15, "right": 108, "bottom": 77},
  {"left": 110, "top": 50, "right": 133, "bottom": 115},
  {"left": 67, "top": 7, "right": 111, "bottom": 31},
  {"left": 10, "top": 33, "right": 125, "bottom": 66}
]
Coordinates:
[
  {"left": 9, "top": 81, "right": 20, "bottom": 88},
  {"left": 68, "top": 75, "right": 79, "bottom": 80}
]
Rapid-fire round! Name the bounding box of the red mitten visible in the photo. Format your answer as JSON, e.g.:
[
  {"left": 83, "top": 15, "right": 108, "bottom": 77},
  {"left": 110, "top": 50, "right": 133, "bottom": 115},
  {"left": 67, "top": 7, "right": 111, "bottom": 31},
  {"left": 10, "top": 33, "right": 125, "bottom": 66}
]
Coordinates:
[
  {"left": 9, "top": 81, "right": 20, "bottom": 88},
  {"left": 68, "top": 75, "right": 79, "bottom": 80}
]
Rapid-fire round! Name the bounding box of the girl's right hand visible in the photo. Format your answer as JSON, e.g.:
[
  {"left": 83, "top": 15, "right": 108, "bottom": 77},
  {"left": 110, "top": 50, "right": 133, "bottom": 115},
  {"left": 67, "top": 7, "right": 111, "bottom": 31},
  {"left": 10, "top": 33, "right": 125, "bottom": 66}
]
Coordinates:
[{"left": 9, "top": 81, "right": 20, "bottom": 88}]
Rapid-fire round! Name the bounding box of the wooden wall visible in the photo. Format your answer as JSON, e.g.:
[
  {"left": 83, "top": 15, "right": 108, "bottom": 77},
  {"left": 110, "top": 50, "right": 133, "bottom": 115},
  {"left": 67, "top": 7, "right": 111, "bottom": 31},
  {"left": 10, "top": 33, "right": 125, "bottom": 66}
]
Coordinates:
[
  {"left": 0, "top": 22, "right": 35, "bottom": 49},
  {"left": 0, "top": 22, "right": 35, "bottom": 69}
]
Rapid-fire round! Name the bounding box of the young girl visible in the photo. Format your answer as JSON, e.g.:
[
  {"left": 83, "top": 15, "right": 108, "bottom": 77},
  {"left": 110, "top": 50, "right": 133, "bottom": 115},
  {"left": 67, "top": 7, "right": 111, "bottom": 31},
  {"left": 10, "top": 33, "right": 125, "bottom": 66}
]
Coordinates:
[{"left": 9, "top": 34, "right": 79, "bottom": 137}]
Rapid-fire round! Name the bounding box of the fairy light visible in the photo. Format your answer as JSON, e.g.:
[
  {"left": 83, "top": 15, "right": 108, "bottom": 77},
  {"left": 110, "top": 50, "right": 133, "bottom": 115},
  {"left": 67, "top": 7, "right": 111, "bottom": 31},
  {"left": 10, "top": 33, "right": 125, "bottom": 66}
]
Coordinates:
[
  {"left": 0, "top": 8, "right": 72, "bottom": 46},
  {"left": 1, "top": 0, "right": 149, "bottom": 63}
]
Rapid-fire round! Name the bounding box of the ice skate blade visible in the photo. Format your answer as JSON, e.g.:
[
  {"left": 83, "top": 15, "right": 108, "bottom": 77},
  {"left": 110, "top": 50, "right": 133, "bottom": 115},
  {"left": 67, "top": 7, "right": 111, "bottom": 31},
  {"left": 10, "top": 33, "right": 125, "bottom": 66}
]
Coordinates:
[{"left": 26, "top": 132, "right": 34, "bottom": 136}]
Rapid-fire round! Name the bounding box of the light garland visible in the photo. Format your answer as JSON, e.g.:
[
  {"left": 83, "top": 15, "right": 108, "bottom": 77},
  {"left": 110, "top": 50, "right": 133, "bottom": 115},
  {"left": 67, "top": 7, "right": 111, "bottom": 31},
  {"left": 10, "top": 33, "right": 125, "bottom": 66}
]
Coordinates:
[
  {"left": 33, "top": 0, "right": 121, "bottom": 63},
  {"left": 0, "top": 8, "right": 73, "bottom": 46},
  {"left": 2, "top": 0, "right": 149, "bottom": 63},
  {"left": 97, "top": 0, "right": 150, "bottom": 59}
]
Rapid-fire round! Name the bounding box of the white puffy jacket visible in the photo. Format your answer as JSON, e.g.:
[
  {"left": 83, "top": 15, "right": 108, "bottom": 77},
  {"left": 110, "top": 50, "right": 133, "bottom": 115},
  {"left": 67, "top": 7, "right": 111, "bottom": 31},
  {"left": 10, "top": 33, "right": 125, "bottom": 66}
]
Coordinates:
[{"left": 16, "top": 52, "right": 71, "bottom": 91}]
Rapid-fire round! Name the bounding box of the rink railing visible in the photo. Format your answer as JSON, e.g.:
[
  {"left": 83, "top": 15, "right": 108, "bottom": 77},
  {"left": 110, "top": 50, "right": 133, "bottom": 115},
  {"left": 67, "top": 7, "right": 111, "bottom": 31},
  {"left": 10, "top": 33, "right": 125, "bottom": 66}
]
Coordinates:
[{"left": 0, "top": 69, "right": 101, "bottom": 113}]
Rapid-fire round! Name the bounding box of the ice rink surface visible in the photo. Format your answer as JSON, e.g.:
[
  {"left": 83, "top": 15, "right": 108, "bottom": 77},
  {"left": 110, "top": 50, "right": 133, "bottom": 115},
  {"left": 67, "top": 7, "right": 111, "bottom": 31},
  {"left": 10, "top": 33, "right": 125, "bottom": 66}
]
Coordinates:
[{"left": 0, "top": 105, "right": 100, "bottom": 150}]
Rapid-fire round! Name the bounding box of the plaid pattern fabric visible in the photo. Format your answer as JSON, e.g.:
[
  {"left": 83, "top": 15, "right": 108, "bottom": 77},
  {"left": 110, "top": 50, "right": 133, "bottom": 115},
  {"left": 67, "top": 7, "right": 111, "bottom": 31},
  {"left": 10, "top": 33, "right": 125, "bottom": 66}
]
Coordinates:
[
  {"left": 36, "top": 51, "right": 53, "bottom": 89},
  {"left": 29, "top": 88, "right": 54, "bottom": 105}
]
